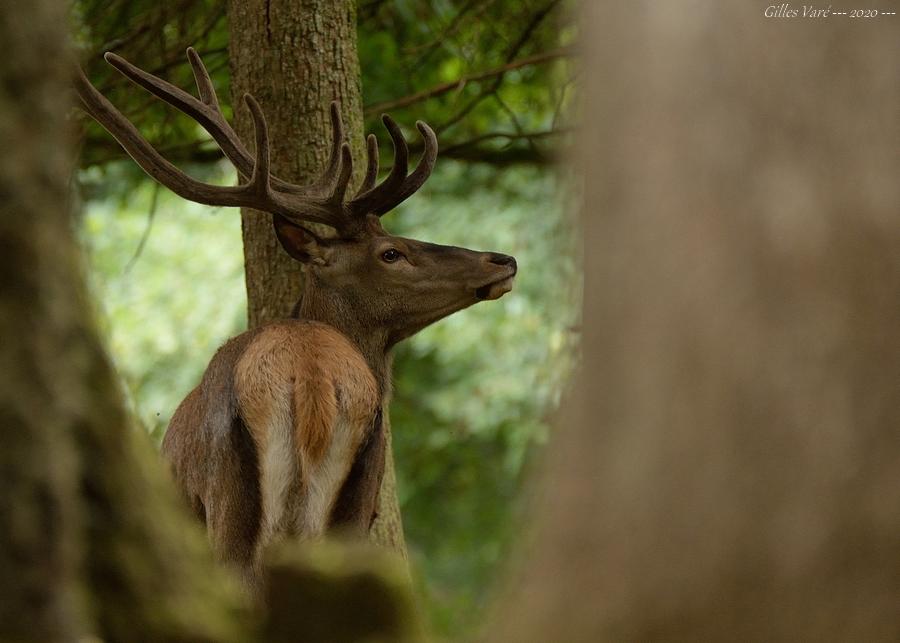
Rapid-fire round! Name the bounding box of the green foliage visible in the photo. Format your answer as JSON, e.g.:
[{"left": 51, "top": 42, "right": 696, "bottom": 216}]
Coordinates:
[
  {"left": 79, "top": 161, "right": 246, "bottom": 440},
  {"left": 74, "top": 0, "right": 574, "bottom": 177},
  {"left": 73, "top": 0, "right": 231, "bottom": 173},
  {"left": 359, "top": 0, "right": 574, "bottom": 156},
  {"left": 389, "top": 163, "right": 578, "bottom": 636}
]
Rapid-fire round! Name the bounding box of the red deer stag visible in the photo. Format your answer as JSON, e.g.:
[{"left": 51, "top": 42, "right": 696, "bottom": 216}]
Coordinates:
[{"left": 74, "top": 49, "right": 517, "bottom": 591}]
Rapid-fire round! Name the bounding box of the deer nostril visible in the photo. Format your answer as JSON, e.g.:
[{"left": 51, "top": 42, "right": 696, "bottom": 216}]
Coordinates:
[{"left": 488, "top": 253, "right": 517, "bottom": 270}]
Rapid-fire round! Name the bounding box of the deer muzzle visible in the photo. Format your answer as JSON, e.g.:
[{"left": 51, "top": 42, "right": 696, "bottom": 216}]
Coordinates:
[
  {"left": 475, "top": 253, "right": 517, "bottom": 300},
  {"left": 475, "top": 275, "right": 516, "bottom": 301}
]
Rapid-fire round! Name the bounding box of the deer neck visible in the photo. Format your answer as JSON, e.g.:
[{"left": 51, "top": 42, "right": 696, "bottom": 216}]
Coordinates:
[{"left": 292, "top": 278, "right": 393, "bottom": 398}]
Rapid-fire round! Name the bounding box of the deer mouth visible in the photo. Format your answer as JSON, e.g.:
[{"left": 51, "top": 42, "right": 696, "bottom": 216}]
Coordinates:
[{"left": 475, "top": 275, "right": 516, "bottom": 301}]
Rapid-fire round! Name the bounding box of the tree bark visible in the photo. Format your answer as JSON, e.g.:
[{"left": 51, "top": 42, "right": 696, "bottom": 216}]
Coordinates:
[
  {"left": 227, "top": 0, "right": 407, "bottom": 555},
  {"left": 490, "top": 2, "right": 900, "bottom": 641}
]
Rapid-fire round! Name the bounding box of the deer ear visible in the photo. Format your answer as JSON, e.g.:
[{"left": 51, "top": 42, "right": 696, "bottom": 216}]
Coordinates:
[{"left": 273, "top": 215, "right": 328, "bottom": 264}]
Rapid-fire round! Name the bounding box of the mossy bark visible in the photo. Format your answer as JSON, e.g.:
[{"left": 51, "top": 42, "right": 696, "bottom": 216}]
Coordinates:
[
  {"left": 264, "top": 541, "right": 421, "bottom": 643},
  {"left": 227, "top": 0, "right": 407, "bottom": 556}
]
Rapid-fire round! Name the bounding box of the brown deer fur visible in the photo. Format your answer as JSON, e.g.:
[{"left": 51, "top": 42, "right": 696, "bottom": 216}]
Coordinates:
[{"left": 164, "top": 321, "right": 384, "bottom": 589}]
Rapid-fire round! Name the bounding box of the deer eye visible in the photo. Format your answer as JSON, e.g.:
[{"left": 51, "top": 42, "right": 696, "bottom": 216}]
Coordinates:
[{"left": 381, "top": 249, "right": 401, "bottom": 263}]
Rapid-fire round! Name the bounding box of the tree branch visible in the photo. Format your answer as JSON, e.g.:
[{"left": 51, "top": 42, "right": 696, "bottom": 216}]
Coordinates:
[
  {"left": 358, "top": 0, "right": 390, "bottom": 22},
  {"left": 80, "top": 128, "right": 564, "bottom": 173},
  {"left": 363, "top": 46, "right": 574, "bottom": 115},
  {"left": 439, "top": 127, "right": 570, "bottom": 151},
  {"left": 440, "top": 145, "right": 553, "bottom": 166},
  {"left": 435, "top": 0, "right": 565, "bottom": 133},
  {"left": 405, "top": 0, "right": 499, "bottom": 66}
]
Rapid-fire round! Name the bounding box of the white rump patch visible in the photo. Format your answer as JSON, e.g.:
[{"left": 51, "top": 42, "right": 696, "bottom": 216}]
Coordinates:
[
  {"left": 258, "top": 401, "right": 364, "bottom": 544},
  {"left": 301, "top": 416, "right": 360, "bottom": 536},
  {"left": 259, "top": 391, "right": 296, "bottom": 540}
]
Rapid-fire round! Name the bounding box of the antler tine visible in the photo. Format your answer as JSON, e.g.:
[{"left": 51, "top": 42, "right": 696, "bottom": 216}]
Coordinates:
[
  {"left": 349, "top": 115, "right": 438, "bottom": 217},
  {"left": 104, "top": 51, "right": 255, "bottom": 182},
  {"left": 329, "top": 143, "right": 354, "bottom": 205},
  {"left": 381, "top": 115, "right": 410, "bottom": 191},
  {"left": 75, "top": 65, "right": 253, "bottom": 209},
  {"left": 350, "top": 115, "right": 408, "bottom": 215},
  {"left": 243, "top": 94, "right": 271, "bottom": 196},
  {"left": 186, "top": 46, "right": 219, "bottom": 109},
  {"left": 376, "top": 120, "right": 438, "bottom": 212},
  {"left": 355, "top": 133, "right": 379, "bottom": 197},
  {"left": 323, "top": 102, "right": 345, "bottom": 181}
]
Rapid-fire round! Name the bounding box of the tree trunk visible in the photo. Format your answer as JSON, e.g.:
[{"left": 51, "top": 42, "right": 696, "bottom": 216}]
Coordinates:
[
  {"left": 0, "top": 2, "right": 81, "bottom": 639},
  {"left": 490, "top": 2, "right": 900, "bottom": 641},
  {"left": 1, "top": 2, "right": 248, "bottom": 641},
  {"left": 227, "top": 0, "right": 407, "bottom": 555}
]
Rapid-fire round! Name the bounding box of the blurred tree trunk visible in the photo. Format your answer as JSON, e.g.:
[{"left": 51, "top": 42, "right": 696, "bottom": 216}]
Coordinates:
[
  {"left": 0, "top": 5, "right": 81, "bottom": 639},
  {"left": 1, "top": 1, "right": 247, "bottom": 641},
  {"left": 227, "top": 0, "right": 407, "bottom": 556},
  {"left": 490, "top": 2, "right": 899, "bottom": 642}
]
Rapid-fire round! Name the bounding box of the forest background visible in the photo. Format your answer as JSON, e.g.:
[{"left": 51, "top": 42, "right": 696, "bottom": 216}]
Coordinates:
[
  {"left": 73, "top": 1, "right": 578, "bottom": 638},
  {"left": 4, "top": 1, "right": 897, "bottom": 641}
]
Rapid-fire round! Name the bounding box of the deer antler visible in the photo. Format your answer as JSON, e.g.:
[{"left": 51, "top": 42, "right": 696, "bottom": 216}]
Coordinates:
[{"left": 74, "top": 48, "right": 438, "bottom": 235}]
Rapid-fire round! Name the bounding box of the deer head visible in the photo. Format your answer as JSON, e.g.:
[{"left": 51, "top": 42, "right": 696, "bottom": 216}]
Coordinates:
[{"left": 74, "top": 49, "right": 516, "bottom": 352}]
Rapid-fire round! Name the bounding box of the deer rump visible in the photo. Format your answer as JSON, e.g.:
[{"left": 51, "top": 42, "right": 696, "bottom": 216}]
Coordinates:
[{"left": 162, "top": 320, "right": 384, "bottom": 582}]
